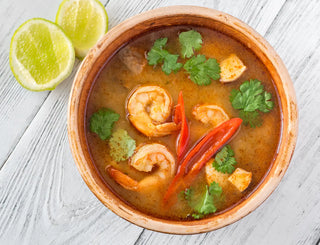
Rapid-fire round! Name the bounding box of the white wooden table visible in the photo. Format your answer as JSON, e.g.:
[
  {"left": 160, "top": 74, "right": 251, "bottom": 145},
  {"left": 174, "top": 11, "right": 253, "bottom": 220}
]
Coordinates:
[{"left": 0, "top": 0, "right": 319, "bottom": 244}]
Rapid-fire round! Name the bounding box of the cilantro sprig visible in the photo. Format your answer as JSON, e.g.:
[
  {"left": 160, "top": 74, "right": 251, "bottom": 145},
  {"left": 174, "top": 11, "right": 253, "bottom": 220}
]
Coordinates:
[
  {"left": 89, "top": 108, "right": 120, "bottom": 140},
  {"left": 239, "top": 110, "right": 262, "bottom": 128},
  {"left": 181, "top": 182, "right": 223, "bottom": 219},
  {"left": 179, "top": 188, "right": 192, "bottom": 201},
  {"left": 184, "top": 55, "right": 221, "bottom": 85},
  {"left": 146, "top": 38, "right": 183, "bottom": 75},
  {"left": 192, "top": 182, "right": 222, "bottom": 219},
  {"left": 147, "top": 31, "right": 221, "bottom": 86},
  {"left": 109, "top": 129, "right": 136, "bottom": 162},
  {"left": 213, "top": 145, "right": 237, "bottom": 174},
  {"left": 179, "top": 30, "right": 203, "bottom": 58},
  {"left": 230, "top": 79, "right": 274, "bottom": 127}
]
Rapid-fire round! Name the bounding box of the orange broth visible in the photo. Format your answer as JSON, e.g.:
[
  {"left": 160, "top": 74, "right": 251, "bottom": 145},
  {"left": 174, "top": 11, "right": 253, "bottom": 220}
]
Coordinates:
[{"left": 85, "top": 26, "right": 281, "bottom": 220}]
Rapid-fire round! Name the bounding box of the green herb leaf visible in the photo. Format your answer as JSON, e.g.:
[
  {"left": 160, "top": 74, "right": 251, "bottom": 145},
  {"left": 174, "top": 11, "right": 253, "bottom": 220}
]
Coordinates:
[
  {"left": 191, "top": 213, "right": 204, "bottom": 219},
  {"left": 208, "top": 181, "right": 223, "bottom": 196},
  {"left": 146, "top": 38, "right": 168, "bottom": 65},
  {"left": 213, "top": 145, "right": 237, "bottom": 174},
  {"left": 162, "top": 53, "right": 183, "bottom": 75},
  {"left": 89, "top": 108, "right": 120, "bottom": 140},
  {"left": 179, "top": 30, "right": 203, "bottom": 58},
  {"left": 109, "top": 129, "right": 136, "bottom": 162},
  {"left": 230, "top": 79, "right": 274, "bottom": 127},
  {"left": 147, "top": 38, "right": 183, "bottom": 75},
  {"left": 179, "top": 188, "right": 193, "bottom": 201},
  {"left": 193, "top": 185, "right": 217, "bottom": 215},
  {"left": 184, "top": 188, "right": 192, "bottom": 200},
  {"left": 184, "top": 55, "right": 220, "bottom": 85},
  {"left": 187, "top": 182, "right": 223, "bottom": 219},
  {"left": 259, "top": 91, "right": 274, "bottom": 112},
  {"left": 239, "top": 110, "right": 262, "bottom": 128}
]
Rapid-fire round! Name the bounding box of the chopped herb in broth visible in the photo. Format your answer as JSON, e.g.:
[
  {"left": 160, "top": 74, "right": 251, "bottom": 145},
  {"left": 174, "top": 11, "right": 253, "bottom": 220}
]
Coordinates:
[
  {"left": 230, "top": 79, "right": 274, "bottom": 127},
  {"left": 86, "top": 26, "right": 281, "bottom": 220},
  {"left": 212, "top": 145, "right": 237, "bottom": 174},
  {"left": 183, "top": 54, "right": 220, "bottom": 85},
  {"left": 147, "top": 38, "right": 182, "bottom": 75},
  {"left": 179, "top": 30, "right": 203, "bottom": 58},
  {"left": 89, "top": 108, "right": 119, "bottom": 140},
  {"left": 108, "top": 129, "right": 136, "bottom": 162}
]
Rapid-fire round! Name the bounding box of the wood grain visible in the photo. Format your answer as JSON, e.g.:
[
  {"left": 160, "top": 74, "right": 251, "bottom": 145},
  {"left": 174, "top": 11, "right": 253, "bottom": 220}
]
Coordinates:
[
  {"left": 0, "top": 0, "right": 99, "bottom": 167},
  {"left": 0, "top": 0, "right": 319, "bottom": 244}
]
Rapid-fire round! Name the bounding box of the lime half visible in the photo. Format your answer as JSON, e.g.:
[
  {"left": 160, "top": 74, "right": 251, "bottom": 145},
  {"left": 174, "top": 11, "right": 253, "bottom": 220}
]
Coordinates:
[
  {"left": 56, "top": 0, "right": 108, "bottom": 59},
  {"left": 10, "top": 18, "right": 75, "bottom": 91}
]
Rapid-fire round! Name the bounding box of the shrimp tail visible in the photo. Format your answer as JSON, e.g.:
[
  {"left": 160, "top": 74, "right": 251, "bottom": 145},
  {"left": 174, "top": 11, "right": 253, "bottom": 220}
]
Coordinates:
[
  {"left": 154, "top": 122, "right": 180, "bottom": 136},
  {"left": 106, "top": 166, "right": 139, "bottom": 191},
  {"left": 129, "top": 115, "right": 180, "bottom": 137}
]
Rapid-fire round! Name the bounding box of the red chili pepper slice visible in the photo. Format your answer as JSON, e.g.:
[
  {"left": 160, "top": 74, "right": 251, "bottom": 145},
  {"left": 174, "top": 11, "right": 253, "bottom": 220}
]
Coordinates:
[
  {"left": 174, "top": 91, "right": 189, "bottom": 162},
  {"left": 163, "top": 118, "right": 242, "bottom": 204}
]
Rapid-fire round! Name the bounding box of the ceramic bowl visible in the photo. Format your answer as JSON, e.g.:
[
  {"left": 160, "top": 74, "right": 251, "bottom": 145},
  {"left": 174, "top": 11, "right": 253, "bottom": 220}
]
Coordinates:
[{"left": 67, "top": 6, "right": 298, "bottom": 234}]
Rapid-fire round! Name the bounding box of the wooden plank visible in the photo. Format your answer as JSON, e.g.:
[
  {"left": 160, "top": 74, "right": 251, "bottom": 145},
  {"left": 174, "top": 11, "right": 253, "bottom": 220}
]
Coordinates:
[
  {"left": 0, "top": 0, "right": 319, "bottom": 244},
  {"left": 0, "top": 0, "right": 287, "bottom": 243},
  {"left": 0, "top": 0, "right": 50, "bottom": 167},
  {"left": 0, "top": 0, "right": 109, "bottom": 168},
  {"left": 158, "top": 0, "right": 287, "bottom": 35},
  {"left": 133, "top": 0, "right": 320, "bottom": 245},
  {"left": 0, "top": 0, "right": 143, "bottom": 243},
  {"left": 0, "top": 63, "right": 143, "bottom": 244},
  {"left": 197, "top": 1, "right": 320, "bottom": 244},
  {"left": 106, "top": 0, "right": 286, "bottom": 35}
]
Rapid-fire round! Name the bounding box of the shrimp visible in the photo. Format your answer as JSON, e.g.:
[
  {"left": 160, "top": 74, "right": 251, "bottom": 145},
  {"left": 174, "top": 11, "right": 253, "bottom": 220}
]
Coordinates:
[
  {"left": 192, "top": 104, "right": 230, "bottom": 127},
  {"left": 127, "top": 86, "right": 180, "bottom": 137},
  {"left": 106, "top": 143, "right": 176, "bottom": 192}
]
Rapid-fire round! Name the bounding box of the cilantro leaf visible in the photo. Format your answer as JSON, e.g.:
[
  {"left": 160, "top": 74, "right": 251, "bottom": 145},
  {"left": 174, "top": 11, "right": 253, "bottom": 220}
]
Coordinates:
[
  {"left": 179, "top": 188, "right": 193, "bottom": 201},
  {"left": 89, "top": 108, "right": 120, "bottom": 140},
  {"left": 109, "top": 129, "right": 136, "bottom": 162},
  {"left": 162, "top": 52, "right": 183, "bottom": 75},
  {"left": 259, "top": 91, "right": 274, "bottom": 112},
  {"left": 193, "top": 185, "right": 217, "bottom": 216},
  {"left": 184, "top": 55, "right": 220, "bottom": 85},
  {"left": 146, "top": 38, "right": 168, "bottom": 65},
  {"left": 184, "top": 188, "right": 192, "bottom": 200},
  {"left": 192, "top": 213, "right": 204, "bottom": 219},
  {"left": 230, "top": 79, "right": 273, "bottom": 112},
  {"left": 230, "top": 79, "right": 274, "bottom": 127},
  {"left": 208, "top": 181, "right": 223, "bottom": 196},
  {"left": 213, "top": 145, "right": 237, "bottom": 174},
  {"left": 179, "top": 30, "right": 203, "bottom": 58},
  {"left": 231, "top": 80, "right": 263, "bottom": 111},
  {"left": 147, "top": 38, "right": 183, "bottom": 75},
  {"left": 239, "top": 110, "right": 262, "bottom": 128},
  {"left": 186, "top": 182, "right": 223, "bottom": 219}
]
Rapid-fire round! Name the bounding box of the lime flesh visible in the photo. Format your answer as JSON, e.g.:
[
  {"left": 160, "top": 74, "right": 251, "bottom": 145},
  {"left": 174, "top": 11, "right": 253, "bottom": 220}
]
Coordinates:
[
  {"left": 10, "top": 18, "right": 75, "bottom": 91},
  {"left": 56, "top": 0, "right": 108, "bottom": 58}
]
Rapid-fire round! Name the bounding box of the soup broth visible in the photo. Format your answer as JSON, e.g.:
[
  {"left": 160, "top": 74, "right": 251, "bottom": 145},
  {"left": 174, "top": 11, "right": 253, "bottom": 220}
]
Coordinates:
[{"left": 86, "top": 26, "right": 281, "bottom": 220}]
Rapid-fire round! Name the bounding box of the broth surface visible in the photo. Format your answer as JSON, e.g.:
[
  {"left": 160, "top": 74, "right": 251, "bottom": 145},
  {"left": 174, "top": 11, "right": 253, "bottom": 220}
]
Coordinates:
[{"left": 86, "top": 26, "right": 281, "bottom": 220}]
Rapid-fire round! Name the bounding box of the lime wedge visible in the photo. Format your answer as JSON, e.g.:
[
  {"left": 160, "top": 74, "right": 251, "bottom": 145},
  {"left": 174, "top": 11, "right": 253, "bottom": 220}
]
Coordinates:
[
  {"left": 56, "top": 0, "right": 108, "bottom": 59},
  {"left": 10, "top": 18, "right": 75, "bottom": 91}
]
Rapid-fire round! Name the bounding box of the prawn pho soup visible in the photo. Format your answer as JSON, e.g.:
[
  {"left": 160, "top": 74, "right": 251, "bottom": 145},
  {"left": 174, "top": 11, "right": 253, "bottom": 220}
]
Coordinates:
[{"left": 86, "top": 26, "right": 281, "bottom": 220}]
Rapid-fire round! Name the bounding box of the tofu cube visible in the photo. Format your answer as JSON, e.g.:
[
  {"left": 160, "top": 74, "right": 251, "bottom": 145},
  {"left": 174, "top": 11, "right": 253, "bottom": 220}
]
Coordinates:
[
  {"left": 220, "top": 54, "right": 247, "bottom": 82},
  {"left": 228, "top": 168, "right": 252, "bottom": 192},
  {"left": 205, "top": 159, "right": 229, "bottom": 188}
]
